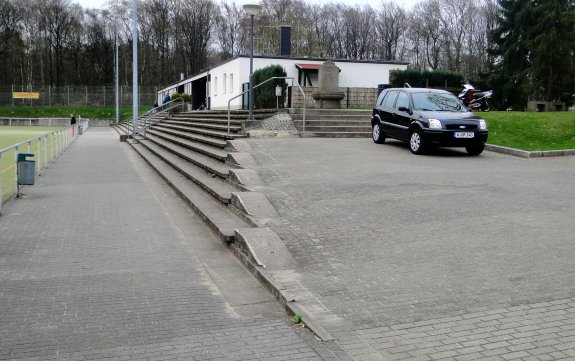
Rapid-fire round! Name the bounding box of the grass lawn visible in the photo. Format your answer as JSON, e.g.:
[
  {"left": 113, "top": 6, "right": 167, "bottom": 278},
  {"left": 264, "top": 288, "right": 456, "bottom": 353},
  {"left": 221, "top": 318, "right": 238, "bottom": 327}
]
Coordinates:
[
  {"left": 480, "top": 111, "right": 575, "bottom": 151},
  {"left": 1, "top": 126, "right": 61, "bottom": 202},
  {"left": 0, "top": 106, "right": 148, "bottom": 120},
  {"left": 0, "top": 126, "right": 60, "bottom": 149}
]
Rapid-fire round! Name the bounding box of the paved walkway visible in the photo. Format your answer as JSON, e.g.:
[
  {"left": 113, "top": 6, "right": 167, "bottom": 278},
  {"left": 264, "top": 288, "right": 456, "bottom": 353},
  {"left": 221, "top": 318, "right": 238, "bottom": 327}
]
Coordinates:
[
  {"left": 0, "top": 128, "right": 339, "bottom": 360},
  {"left": 248, "top": 138, "right": 575, "bottom": 361}
]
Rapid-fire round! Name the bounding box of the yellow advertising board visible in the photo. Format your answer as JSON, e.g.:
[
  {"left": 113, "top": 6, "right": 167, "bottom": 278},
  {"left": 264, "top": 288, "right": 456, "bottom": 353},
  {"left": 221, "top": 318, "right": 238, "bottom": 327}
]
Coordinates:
[{"left": 13, "top": 92, "right": 40, "bottom": 99}]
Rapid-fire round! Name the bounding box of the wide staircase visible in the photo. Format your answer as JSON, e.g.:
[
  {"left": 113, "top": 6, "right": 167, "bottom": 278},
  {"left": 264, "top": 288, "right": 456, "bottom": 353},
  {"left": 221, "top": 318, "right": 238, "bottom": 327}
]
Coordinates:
[
  {"left": 290, "top": 108, "right": 373, "bottom": 137},
  {"left": 114, "top": 107, "right": 375, "bottom": 241},
  {"left": 114, "top": 109, "right": 273, "bottom": 243}
]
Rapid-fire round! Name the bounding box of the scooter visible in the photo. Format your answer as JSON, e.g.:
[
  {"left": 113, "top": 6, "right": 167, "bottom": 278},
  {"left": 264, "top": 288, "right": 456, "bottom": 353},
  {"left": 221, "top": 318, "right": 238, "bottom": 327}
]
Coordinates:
[{"left": 458, "top": 84, "right": 492, "bottom": 111}]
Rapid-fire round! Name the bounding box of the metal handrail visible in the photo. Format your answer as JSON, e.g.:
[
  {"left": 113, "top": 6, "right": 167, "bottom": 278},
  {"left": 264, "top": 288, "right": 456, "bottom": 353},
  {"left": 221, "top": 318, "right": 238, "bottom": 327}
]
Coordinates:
[
  {"left": 0, "top": 117, "right": 72, "bottom": 127},
  {"left": 227, "top": 77, "right": 306, "bottom": 134},
  {"left": 0, "top": 121, "right": 87, "bottom": 213},
  {"left": 119, "top": 98, "right": 185, "bottom": 141},
  {"left": 140, "top": 98, "right": 184, "bottom": 139}
]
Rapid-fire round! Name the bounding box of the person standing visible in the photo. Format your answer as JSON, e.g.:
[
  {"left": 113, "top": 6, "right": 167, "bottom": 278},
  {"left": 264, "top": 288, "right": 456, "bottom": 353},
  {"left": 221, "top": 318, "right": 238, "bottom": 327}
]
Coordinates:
[{"left": 163, "top": 93, "right": 170, "bottom": 110}]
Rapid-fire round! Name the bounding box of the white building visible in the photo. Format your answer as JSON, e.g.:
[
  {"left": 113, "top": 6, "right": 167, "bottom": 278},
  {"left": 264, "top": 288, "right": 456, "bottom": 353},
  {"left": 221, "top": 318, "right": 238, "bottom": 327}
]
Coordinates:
[{"left": 158, "top": 55, "right": 409, "bottom": 110}]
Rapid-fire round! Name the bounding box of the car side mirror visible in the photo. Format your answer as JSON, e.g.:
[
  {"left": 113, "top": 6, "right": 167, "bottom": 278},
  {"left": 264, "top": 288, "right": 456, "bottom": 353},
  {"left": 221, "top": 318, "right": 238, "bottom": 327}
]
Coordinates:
[{"left": 398, "top": 106, "right": 412, "bottom": 115}]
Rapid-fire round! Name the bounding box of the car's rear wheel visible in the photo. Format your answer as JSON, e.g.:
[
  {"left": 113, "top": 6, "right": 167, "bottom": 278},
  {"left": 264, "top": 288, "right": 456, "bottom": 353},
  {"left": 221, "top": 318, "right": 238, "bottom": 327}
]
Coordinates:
[
  {"left": 409, "top": 128, "right": 426, "bottom": 154},
  {"left": 466, "top": 144, "right": 485, "bottom": 156},
  {"left": 372, "top": 124, "right": 385, "bottom": 144}
]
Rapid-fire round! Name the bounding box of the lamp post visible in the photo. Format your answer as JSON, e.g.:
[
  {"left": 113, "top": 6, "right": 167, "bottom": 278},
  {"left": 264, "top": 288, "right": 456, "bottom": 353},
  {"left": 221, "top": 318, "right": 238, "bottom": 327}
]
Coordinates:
[
  {"left": 132, "top": 0, "right": 138, "bottom": 136},
  {"left": 114, "top": 0, "right": 119, "bottom": 125},
  {"left": 243, "top": 3, "right": 261, "bottom": 121}
]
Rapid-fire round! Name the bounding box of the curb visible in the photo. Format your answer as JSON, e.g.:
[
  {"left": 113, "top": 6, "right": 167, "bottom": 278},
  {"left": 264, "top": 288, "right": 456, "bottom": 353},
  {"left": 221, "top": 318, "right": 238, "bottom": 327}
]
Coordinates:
[
  {"left": 486, "top": 144, "right": 575, "bottom": 158},
  {"left": 228, "top": 243, "right": 335, "bottom": 342}
]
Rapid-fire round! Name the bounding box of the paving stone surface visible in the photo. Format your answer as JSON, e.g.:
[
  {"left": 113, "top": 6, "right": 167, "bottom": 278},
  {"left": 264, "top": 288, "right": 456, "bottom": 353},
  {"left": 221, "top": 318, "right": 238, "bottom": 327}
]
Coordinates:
[
  {"left": 0, "top": 128, "right": 340, "bottom": 360},
  {"left": 247, "top": 138, "right": 575, "bottom": 360}
]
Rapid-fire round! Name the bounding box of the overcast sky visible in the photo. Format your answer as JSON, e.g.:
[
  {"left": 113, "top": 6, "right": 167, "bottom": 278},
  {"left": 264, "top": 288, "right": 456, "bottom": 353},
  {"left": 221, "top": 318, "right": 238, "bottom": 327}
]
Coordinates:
[{"left": 75, "top": 0, "right": 421, "bottom": 11}]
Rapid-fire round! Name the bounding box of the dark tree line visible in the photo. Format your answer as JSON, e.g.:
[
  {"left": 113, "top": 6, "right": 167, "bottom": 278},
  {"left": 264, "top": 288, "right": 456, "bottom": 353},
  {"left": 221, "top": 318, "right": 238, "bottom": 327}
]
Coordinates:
[
  {"left": 0, "top": 0, "right": 573, "bottom": 108},
  {"left": 489, "top": 0, "right": 575, "bottom": 108}
]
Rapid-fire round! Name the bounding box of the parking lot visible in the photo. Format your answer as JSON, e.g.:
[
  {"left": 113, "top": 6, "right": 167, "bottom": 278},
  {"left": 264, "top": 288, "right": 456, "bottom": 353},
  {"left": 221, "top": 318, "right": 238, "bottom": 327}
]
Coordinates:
[{"left": 248, "top": 138, "right": 575, "bottom": 360}]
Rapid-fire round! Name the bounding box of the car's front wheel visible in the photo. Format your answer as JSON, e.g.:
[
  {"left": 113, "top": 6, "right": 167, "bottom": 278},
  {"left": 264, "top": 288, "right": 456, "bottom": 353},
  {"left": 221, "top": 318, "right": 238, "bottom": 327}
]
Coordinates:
[
  {"left": 372, "top": 124, "right": 385, "bottom": 144},
  {"left": 409, "top": 128, "right": 426, "bottom": 154},
  {"left": 466, "top": 144, "right": 485, "bottom": 156}
]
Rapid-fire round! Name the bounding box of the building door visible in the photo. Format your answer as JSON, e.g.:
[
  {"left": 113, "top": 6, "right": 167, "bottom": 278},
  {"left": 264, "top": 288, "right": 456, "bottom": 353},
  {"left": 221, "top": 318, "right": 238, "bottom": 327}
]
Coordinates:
[
  {"left": 191, "top": 77, "right": 207, "bottom": 110},
  {"left": 241, "top": 82, "right": 249, "bottom": 110}
]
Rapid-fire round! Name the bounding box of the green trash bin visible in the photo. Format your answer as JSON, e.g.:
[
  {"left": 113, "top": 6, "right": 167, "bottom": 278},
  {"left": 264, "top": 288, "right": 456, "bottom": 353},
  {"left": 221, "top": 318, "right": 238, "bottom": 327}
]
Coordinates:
[{"left": 17, "top": 153, "right": 35, "bottom": 185}]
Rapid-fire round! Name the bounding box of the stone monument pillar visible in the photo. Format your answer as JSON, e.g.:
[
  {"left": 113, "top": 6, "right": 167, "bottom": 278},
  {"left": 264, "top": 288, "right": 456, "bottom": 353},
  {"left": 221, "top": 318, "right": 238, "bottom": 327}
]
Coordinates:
[{"left": 312, "top": 60, "right": 345, "bottom": 109}]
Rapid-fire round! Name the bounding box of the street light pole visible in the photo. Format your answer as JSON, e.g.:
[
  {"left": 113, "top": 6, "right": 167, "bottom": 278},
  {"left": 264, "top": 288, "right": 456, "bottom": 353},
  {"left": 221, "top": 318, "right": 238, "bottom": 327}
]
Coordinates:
[
  {"left": 243, "top": 4, "right": 262, "bottom": 121},
  {"left": 115, "top": 0, "right": 119, "bottom": 125},
  {"left": 132, "top": 0, "right": 138, "bottom": 136}
]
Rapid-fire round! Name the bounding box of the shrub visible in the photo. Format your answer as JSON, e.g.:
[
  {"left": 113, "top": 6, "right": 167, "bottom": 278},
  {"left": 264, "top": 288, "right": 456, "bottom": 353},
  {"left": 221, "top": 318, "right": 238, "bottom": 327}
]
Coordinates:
[
  {"left": 171, "top": 92, "right": 191, "bottom": 103},
  {"left": 390, "top": 69, "right": 464, "bottom": 90},
  {"left": 252, "top": 64, "right": 288, "bottom": 109}
]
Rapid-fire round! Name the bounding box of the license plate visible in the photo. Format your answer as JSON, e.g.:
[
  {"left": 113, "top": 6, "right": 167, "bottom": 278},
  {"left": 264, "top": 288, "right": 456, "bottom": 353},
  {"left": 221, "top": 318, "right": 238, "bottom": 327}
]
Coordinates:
[{"left": 454, "top": 132, "right": 474, "bottom": 139}]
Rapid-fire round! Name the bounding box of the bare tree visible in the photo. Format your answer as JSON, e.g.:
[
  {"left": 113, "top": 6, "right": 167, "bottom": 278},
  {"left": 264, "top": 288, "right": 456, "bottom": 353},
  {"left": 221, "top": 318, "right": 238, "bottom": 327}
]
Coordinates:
[
  {"left": 438, "top": 0, "right": 475, "bottom": 71},
  {"left": 214, "top": 1, "right": 244, "bottom": 59},
  {"left": 411, "top": 0, "right": 444, "bottom": 70},
  {"left": 38, "top": 0, "right": 81, "bottom": 86},
  {"left": 175, "top": 0, "right": 214, "bottom": 76},
  {"left": 376, "top": 1, "right": 409, "bottom": 61}
]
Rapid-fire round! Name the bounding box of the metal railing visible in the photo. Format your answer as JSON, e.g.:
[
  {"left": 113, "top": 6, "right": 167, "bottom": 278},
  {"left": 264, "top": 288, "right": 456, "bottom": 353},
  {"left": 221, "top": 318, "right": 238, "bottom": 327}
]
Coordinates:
[
  {"left": 0, "top": 120, "right": 89, "bottom": 213},
  {"left": 227, "top": 77, "right": 306, "bottom": 134},
  {"left": 117, "top": 98, "right": 185, "bottom": 141},
  {"left": 0, "top": 117, "right": 78, "bottom": 127}
]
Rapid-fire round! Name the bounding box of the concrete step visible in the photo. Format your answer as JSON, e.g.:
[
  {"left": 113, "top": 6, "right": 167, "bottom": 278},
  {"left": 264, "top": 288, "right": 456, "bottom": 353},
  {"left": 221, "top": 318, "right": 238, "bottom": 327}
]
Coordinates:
[
  {"left": 290, "top": 109, "right": 372, "bottom": 117},
  {"left": 113, "top": 123, "right": 129, "bottom": 135},
  {"left": 172, "top": 113, "right": 248, "bottom": 120},
  {"left": 130, "top": 142, "right": 252, "bottom": 243},
  {"left": 175, "top": 110, "right": 275, "bottom": 120},
  {"left": 150, "top": 126, "right": 229, "bottom": 149},
  {"left": 167, "top": 117, "right": 243, "bottom": 126},
  {"left": 299, "top": 125, "right": 372, "bottom": 132},
  {"left": 146, "top": 129, "right": 227, "bottom": 162},
  {"left": 301, "top": 131, "right": 371, "bottom": 138},
  {"left": 161, "top": 120, "right": 242, "bottom": 133},
  {"left": 137, "top": 139, "right": 238, "bottom": 204},
  {"left": 145, "top": 134, "right": 232, "bottom": 179},
  {"left": 153, "top": 123, "right": 245, "bottom": 141},
  {"left": 291, "top": 114, "right": 372, "bottom": 122},
  {"left": 293, "top": 119, "right": 371, "bottom": 127}
]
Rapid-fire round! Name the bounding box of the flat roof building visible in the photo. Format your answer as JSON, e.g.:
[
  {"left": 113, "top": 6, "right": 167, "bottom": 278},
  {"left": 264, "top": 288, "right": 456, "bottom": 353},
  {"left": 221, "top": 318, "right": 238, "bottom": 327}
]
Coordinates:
[{"left": 158, "top": 55, "right": 409, "bottom": 110}]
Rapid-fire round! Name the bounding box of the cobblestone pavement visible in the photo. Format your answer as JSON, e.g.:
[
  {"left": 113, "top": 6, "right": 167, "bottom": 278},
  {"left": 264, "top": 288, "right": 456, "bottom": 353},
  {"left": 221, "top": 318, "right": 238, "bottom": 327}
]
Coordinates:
[
  {"left": 247, "top": 138, "right": 575, "bottom": 361},
  {"left": 0, "top": 128, "right": 342, "bottom": 361}
]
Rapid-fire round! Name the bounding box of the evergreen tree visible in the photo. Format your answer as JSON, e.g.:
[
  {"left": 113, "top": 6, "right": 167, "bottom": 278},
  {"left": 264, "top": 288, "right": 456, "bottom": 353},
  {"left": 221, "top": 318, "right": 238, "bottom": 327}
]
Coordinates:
[
  {"left": 490, "top": 0, "right": 575, "bottom": 108},
  {"left": 489, "top": 0, "right": 535, "bottom": 108},
  {"left": 530, "top": 0, "right": 575, "bottom": 102},
  {"left": 252, "top": 64, "right": 287, "bottom": 109}
]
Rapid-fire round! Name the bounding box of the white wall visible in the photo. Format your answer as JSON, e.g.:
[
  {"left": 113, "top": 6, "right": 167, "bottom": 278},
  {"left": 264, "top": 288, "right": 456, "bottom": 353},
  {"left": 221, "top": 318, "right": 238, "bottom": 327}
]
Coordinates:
[
  {"left": 159, "top": 57, "right": 408, "bottom": 110},
  {"left": 209, "top": 58, "right": 242, "bottom": 110},
  {"left": 337, "top": 62, "right": 405, "bottom": 87}
]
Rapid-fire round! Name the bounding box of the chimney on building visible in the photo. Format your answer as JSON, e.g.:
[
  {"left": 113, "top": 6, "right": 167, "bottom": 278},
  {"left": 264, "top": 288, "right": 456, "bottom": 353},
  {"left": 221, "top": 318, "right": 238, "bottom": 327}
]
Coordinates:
[{"left": 279, "top": 26, "right": 291, "bottom": 57}]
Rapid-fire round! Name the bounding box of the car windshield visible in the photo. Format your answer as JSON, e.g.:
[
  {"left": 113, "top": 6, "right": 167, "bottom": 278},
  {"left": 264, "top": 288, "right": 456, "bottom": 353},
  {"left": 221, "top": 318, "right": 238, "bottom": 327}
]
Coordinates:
[{"left": 412, "top": 92, "right": 467, "bottom": 112}]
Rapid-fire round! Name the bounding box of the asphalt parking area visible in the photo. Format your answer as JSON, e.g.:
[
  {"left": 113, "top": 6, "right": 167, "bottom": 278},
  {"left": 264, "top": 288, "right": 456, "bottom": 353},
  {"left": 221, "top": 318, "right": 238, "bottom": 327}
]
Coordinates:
[{"left": 248, "top": 138, "right": 575, "bottom": 360}]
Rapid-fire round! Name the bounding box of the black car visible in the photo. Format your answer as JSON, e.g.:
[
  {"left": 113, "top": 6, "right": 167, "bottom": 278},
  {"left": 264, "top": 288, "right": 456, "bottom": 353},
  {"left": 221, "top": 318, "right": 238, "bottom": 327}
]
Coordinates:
[{"left": 371, "top": 87, "right": 488, "bottom": 155}]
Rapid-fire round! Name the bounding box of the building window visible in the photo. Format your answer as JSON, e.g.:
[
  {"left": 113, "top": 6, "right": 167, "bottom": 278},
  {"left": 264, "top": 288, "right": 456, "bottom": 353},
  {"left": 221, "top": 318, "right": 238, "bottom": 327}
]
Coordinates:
[
  {"left": 214, "top": 76, "right": 218, "bottom": 95},
  {"left": 230, "top": 74, "right": 233, "bottom": 94},
  {"left": 223, "top": 73, "right": 227, "bottom": 94}
]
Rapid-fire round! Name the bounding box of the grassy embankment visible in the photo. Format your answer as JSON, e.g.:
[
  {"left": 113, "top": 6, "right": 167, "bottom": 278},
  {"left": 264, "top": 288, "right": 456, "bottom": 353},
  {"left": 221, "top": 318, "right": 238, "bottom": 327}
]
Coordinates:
[
  {"left": 0, "top": 106, "right": 148, "bottom": 120},
  {"left": 1, "top": 107, "right": 574, "bottom": 151},
  {"left": 481, "top": 111, "right": 575, "bottom": 151}
]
